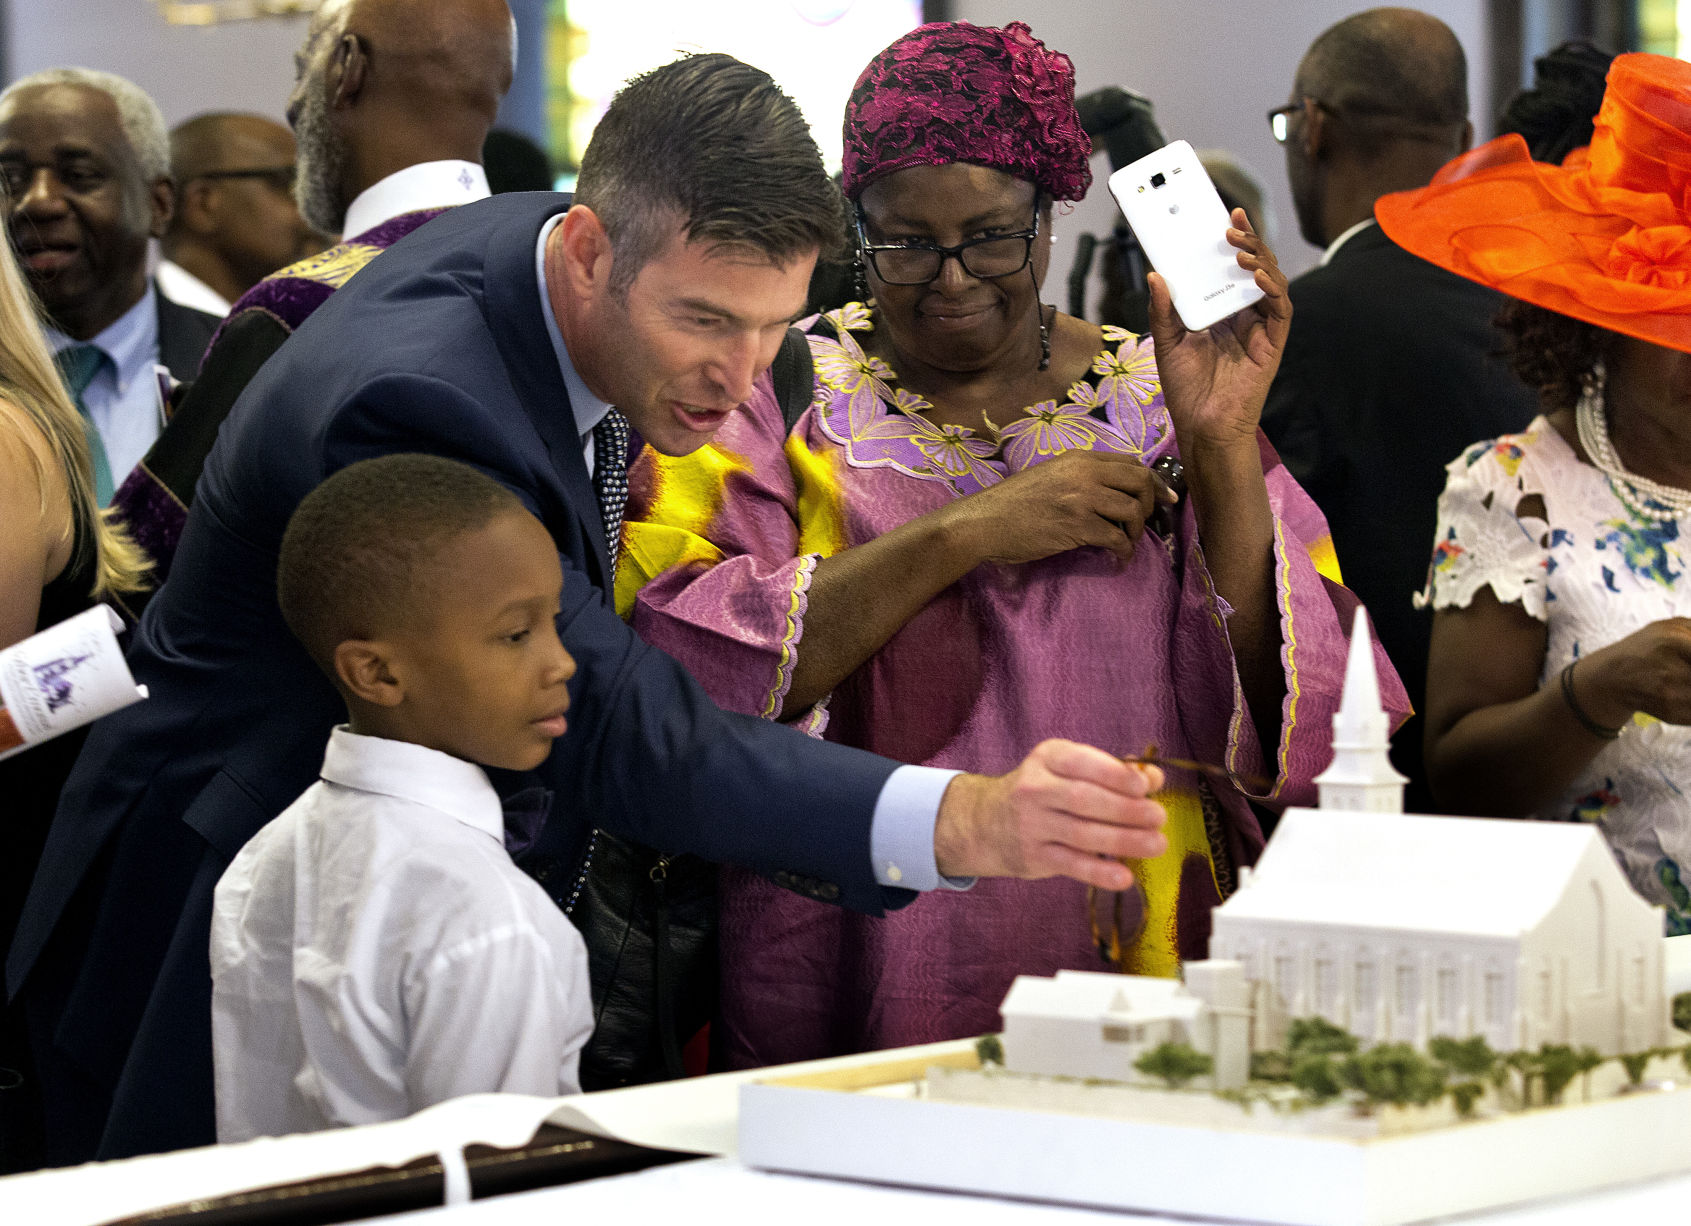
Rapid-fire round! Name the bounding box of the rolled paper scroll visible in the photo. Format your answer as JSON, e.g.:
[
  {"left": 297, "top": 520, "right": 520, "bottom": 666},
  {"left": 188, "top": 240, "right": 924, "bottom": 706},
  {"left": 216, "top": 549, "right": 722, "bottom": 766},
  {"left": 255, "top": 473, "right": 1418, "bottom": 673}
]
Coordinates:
[{"left": 0, "top": 605, "right": 147, "bottom": 762}]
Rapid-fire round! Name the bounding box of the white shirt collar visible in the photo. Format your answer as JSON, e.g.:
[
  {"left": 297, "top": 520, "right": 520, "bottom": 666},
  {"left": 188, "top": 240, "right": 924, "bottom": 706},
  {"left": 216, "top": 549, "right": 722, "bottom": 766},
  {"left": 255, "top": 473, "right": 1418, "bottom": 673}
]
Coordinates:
[
  {"left": 319, "top": 726, "right": 504, "bottom": 846},
  {"left": 45, "top": 283, "right": 160, "bottom": 395},
  {"left": 534, "top": 213, "right": 613, "bottom": 444},
  {"left": 341, "top": 160, "right": 491, "bottom": 243},
  {"left": 155, "top": 259, "right": 232, "bottom": 316},
  {"left": 1319, "top": 217, "right": 1379, "bottom": 267}
]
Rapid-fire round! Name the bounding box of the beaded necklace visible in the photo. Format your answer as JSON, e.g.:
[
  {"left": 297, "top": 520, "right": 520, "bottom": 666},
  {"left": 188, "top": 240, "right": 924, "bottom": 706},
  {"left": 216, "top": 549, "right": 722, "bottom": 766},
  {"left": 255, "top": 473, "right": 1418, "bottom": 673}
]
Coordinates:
[{"left": 1574, "top": 362, "right": 1691, "bottom": 522}]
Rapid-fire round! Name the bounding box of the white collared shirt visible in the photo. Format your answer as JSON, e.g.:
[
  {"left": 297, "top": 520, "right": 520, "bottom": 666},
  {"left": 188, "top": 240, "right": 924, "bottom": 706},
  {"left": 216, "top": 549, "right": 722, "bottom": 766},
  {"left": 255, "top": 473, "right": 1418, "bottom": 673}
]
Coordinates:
[
  {"left": 155, "top": 259, "right": 232, "bottom": 317},
  {"left": 341, "top": 160, "right": 491, "bottom": 242},
  {"left": 1319, "top": 216, "right": 1379, "bottom": 267},
  {"left": 210, "top": 727, "right": 592, "bottom": 1143}
]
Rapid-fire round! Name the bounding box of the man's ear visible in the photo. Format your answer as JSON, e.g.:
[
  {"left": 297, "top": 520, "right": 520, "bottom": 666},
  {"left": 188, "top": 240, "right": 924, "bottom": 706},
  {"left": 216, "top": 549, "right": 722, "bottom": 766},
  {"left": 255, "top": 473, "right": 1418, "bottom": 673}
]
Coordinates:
[
  {"left": 555, "top": 205, "right": 616, "bottom": 300},
  {"left": 148, "top": 178, "right": 174, "bottom": 241},
  {"left": 328, "top": 33, "right": 369, "bottom": 111},
  {"left": 334, "top": 639, "right": 405, "bottom": 708},
  {"left": 1457, "top": 118, "right": 1475, "bottom": 155},
  {"left": 175, "top": 178, "right": 219, "bottom": 236}
]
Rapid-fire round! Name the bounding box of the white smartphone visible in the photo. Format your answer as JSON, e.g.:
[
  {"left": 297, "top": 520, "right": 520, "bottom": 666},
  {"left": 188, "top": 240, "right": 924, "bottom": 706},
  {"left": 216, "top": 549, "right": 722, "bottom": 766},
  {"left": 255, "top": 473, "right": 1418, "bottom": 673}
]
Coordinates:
[{"left": 1108, "top": 140, "right": 1264, "bottom": 332}]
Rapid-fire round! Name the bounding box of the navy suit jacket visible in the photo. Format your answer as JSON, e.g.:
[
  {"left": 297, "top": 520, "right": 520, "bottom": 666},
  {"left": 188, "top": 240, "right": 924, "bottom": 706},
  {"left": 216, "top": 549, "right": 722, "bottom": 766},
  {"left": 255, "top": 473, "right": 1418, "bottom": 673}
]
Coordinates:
[{"left": 9, "top": 194, "right": 907, "bottom": 1163}]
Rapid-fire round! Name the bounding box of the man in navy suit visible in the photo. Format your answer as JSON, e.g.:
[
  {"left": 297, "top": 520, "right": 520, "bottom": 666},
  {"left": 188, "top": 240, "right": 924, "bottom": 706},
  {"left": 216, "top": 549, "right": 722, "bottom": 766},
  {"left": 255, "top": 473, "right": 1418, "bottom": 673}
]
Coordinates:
[{"left": 9, "top": 53, "right": 1169, "bottom": 1164}]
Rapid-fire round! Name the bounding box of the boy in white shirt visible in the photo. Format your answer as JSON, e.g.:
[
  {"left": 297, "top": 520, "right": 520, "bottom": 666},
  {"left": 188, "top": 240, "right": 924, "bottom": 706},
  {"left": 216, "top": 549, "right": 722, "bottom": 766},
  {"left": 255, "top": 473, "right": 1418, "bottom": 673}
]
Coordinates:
[{"left": 211, "top": 454, "right": 592, "bottom": 1142}]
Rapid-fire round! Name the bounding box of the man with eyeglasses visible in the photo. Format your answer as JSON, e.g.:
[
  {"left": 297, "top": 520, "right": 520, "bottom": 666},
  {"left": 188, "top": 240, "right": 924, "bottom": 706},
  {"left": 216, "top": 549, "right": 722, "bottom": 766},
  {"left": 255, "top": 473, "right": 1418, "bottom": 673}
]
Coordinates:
[
  {"left": 0, "top": 68, "right": 221, "bottom": 505},
  {"left": 158, "top": 113, "right": 325, "bottom": 317},
  {"left": 1258, "top": 7, "right": 1537, "bottom": 812}
]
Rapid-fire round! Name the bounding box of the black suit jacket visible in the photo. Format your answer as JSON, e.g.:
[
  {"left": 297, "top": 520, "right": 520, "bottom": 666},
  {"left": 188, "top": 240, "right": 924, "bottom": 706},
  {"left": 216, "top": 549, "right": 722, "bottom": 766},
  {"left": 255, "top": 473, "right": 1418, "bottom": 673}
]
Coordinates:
[
  {"left": 153, "top": 287, "right": 221, "bottom": 383},
  {"left": 10, "top": 194, "right": 909, "bottom": 1163},
  {"left": 1260, "top": 222, "right": 1537, "bottom": 811}
]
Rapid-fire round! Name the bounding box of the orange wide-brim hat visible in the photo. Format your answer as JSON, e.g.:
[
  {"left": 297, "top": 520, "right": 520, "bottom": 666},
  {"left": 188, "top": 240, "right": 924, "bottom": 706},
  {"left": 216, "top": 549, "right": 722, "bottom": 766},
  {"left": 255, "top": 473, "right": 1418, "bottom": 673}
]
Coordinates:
[{"left": 1376, "top": 52, "right": 1691, "bottom": 355}]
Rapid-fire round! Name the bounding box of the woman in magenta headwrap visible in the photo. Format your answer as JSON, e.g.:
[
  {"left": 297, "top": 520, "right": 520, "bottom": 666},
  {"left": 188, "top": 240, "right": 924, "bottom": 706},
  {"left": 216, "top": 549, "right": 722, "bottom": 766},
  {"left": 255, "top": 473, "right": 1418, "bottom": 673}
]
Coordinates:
[{"left": 618, "top": 22, "right": 1406, "bottom": 1067}]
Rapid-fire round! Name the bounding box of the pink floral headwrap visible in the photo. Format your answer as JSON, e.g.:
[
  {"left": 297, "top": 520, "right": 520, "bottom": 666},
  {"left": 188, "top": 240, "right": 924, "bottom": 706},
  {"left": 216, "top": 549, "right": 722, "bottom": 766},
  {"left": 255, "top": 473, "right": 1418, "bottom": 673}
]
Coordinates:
[{"left": 841, "top": 21, "right": 1093, "bottom": 203}]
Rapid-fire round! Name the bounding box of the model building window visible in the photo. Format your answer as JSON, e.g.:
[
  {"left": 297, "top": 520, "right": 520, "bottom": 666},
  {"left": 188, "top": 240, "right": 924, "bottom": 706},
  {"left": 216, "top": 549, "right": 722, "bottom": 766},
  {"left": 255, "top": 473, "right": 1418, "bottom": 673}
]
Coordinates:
[
  {"left": 1104, "top": 1024, "right": 1146, "bottom": 1044},
  {"left": 1395, "top": 964, "right": 1417, "bottom": 1015},
  {"left": 1539, "top": 969, "right": 1553, "bottom": 1019},
  {"left": 1274, "top": 954, "right": 1295, "bottom": 1000},
  {"left": 1315, "top": 957, "right": 1336, "bottom": 1014},
  {"left": 1355, "top": 959, "right": 1376, "bottom": 1010},
  {"left": 1635, "top": 955, "right": 1648, "bottom": 1004},
  {"left": 1437, "top": 965, "right": 1457, "bottom": 1024},
  {"left": 1483, "top": 970, "right": 1503, "bottom": 1024}
]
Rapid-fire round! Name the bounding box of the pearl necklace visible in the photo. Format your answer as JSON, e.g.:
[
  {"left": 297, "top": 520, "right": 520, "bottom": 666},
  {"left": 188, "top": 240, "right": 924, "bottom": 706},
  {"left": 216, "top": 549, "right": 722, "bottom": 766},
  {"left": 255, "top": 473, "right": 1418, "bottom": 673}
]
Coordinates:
[{"left": 1574, "top": 363, "right": 1691, "bottom": 522}]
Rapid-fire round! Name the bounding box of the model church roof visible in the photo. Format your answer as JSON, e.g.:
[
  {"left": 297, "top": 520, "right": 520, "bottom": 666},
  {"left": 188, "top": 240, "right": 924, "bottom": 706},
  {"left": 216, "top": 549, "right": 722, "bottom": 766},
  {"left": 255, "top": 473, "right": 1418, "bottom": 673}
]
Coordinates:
[
  {"left": 1215, "top": 808, "right": 1615, "bottom": 939},
  {"left": 1002, "top": 970, "right": 1202, "bottom": 1023}
]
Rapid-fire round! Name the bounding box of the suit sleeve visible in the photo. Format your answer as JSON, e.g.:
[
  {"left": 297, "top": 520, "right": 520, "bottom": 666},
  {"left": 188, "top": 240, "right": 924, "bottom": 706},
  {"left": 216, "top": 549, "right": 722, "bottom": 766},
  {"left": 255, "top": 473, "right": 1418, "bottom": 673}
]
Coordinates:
[{"left": 319, "top": 374, "right": 912, "bottom": 917}]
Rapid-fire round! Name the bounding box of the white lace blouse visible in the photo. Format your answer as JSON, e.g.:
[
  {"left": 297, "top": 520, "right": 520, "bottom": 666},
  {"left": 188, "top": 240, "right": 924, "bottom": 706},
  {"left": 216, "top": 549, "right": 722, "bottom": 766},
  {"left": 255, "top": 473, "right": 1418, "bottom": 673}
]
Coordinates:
[{"left": 1420, "top": 416, "right": 1691, "bottom": 933}]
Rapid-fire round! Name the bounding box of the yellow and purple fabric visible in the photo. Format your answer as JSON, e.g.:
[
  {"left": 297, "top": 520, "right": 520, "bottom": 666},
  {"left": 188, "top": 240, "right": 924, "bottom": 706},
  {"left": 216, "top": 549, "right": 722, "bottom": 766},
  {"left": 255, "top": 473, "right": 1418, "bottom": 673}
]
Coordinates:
[{"left": 618, "top": 304, "right": 1408, "bottom": 1068}]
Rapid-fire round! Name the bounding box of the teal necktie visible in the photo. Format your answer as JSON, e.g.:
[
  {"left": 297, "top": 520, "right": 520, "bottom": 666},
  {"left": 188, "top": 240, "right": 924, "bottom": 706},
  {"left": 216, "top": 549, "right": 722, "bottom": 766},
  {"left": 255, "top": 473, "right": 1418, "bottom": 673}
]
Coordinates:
[{"left": 54, "top": 344, "right": 114, "bottom": 505}]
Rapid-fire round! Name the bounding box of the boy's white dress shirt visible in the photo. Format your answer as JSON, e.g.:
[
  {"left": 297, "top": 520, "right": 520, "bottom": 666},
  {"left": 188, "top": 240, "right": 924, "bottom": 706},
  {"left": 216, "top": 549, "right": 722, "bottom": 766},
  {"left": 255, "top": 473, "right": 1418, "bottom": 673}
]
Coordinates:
[{"left": 210, "top": 727, "right": 592, "bottom": 1143}]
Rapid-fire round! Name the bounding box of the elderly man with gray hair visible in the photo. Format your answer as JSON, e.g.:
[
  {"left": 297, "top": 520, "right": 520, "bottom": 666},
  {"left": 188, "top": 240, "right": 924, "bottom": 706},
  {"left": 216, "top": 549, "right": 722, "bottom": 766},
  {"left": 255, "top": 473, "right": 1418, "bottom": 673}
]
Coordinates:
[{"left": 0, "top": 68, "right": 220, "bottom": 505}]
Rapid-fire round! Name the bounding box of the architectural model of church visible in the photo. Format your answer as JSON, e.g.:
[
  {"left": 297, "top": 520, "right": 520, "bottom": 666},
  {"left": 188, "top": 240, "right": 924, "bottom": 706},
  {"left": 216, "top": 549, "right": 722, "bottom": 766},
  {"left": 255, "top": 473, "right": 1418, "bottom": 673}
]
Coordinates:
[{"left": 1000, "top": 611, "right": 1671, "bottom": 1090}]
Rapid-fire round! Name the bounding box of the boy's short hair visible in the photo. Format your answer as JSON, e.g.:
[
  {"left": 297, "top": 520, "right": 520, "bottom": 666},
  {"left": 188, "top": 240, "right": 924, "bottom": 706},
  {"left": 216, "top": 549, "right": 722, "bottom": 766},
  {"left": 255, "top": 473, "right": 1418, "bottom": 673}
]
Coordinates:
[{"left": 278, "top": 454, "right": 526, "bottom": 672}]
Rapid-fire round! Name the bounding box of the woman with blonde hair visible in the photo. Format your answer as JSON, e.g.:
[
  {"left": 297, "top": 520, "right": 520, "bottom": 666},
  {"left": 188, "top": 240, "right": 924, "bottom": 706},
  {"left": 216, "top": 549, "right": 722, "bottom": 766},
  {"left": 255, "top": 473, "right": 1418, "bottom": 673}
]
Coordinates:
[{"left": 0, "top": 234, "right": 147, "bottom": 1172}]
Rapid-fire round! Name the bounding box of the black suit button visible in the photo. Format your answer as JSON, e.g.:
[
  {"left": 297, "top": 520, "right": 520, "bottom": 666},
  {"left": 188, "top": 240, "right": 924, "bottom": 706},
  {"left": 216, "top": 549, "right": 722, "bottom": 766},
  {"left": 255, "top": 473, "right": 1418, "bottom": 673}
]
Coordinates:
[{"left": 817, "top": 883, "right": 840, "bottom": 902}]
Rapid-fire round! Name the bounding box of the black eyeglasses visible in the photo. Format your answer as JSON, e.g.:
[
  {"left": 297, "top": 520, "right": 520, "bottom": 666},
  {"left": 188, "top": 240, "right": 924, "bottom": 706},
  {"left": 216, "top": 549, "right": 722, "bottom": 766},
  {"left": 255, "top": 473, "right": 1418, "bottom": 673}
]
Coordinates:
[
  {"left": 854, "top": 200, "right": 1041, "bottom": 286},
  {"left": 192, "top": 166, "right": 297, "bottom": 193},
  {"left": 1267, "top": 99, "right": 1319, "bottom": 144}
]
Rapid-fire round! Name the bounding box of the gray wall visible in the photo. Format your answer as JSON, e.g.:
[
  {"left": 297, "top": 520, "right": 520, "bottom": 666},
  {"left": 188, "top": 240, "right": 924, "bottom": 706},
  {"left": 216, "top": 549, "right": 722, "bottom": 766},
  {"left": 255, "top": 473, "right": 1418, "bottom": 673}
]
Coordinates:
[
  {"left": 953, "top": 0, "right": 1496, "bottom": 281},
  {"left": 6, "top": 0, "right": 1502, "bottom": 278}
]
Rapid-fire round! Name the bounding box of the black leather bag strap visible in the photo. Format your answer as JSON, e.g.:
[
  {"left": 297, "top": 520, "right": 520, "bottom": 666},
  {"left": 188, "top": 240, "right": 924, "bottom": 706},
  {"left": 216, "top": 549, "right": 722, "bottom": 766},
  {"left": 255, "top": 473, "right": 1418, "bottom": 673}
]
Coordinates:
[{"left": 770, "top": 326, "right": 814, "bottom": 433}]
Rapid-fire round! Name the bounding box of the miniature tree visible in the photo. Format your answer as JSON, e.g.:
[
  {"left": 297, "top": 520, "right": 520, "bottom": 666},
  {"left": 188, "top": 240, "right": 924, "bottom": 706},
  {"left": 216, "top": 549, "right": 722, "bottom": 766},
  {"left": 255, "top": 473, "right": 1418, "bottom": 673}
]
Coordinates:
[
  {"left": 1620, "top": 1049, "right": 1653, "bottom": 1086},
  {"left": 1428, "top": 1034, "right": 1497, "bottom": 1081},
  {"left": 1337, "top": 1043, "right": 1447, "bottom": 1112},
  {"left": 1504, "top": 1049, "right": 1542, "bottom": 1108},
  {"left": 1134, "top": 1041, "right": 1213, "bottom": 1089},
  {"left": 974, "top": 1035, "right": 1004, "bottom": 1067},
  {"left": 1250, "top": 1049, "right": 1293, "bottom": 1082},
  {"left": 1290, "top": 1051, "right": 1343, "bottom": 1105},
  {"left": 1573, "top": 1046, "right": 1605, "bottom": 1101},
  {"left": 1287, "top": 1017, "right": 1359, "bottom": 1057},
  {"left": 1450, "top": 1081, "right": 1484, "bottom": 1118},
  {"left": 1538, "top": 1044, "right": 1581, "bottom": 1105},
  {"left": 1672, "top": 991, "right": 1691, "bottom": 1034}
]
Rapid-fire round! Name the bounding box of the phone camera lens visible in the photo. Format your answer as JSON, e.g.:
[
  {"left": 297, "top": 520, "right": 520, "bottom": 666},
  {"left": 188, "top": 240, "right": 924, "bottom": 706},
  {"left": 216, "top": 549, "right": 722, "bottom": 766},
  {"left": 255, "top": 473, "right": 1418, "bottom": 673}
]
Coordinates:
[{"left": 1150, "top": 172, "right": 1167, "bottom": 189}]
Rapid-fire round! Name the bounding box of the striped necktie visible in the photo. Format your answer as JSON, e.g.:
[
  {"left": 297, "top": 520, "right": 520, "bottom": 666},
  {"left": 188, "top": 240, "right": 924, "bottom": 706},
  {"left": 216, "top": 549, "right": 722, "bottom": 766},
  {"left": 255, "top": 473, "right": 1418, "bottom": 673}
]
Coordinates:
[
  {"left": 54, "top": 344, "right": 115, "bottom": 505},
  {"left": 592, "top": 408, "right": 631, "bottom": 580}
]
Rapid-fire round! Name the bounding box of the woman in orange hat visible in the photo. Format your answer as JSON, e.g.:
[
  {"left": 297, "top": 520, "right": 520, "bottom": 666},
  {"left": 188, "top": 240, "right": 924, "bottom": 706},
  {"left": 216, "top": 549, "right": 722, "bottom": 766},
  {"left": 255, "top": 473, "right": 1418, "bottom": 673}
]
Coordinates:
[{"left": 1387, "top": 53, "right": 1691, "bottom": 931}]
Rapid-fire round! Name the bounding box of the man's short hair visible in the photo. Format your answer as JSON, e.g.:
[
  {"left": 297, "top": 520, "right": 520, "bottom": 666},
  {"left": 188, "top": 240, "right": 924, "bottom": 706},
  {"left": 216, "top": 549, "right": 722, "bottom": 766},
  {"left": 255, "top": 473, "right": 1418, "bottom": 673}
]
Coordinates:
[
  {"left": 573, "top": 53, "right": 846, "bottom": 293},
  {"left": 278, "top": 454, "right": 526, "bottom": 672},
  {"left": 0, "top": 67, "right": 170, "bottom": 183},
  {"left": 1298, "top": 10, "right": 1468, "bottom": 157}
]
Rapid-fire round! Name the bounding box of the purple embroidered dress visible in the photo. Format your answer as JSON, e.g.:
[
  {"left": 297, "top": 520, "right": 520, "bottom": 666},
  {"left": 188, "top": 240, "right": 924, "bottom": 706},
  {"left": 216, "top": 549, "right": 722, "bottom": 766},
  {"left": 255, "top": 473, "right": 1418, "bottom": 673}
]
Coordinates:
[{"left": 619, "top": 304, "right": 1407, "bottom": 1068}]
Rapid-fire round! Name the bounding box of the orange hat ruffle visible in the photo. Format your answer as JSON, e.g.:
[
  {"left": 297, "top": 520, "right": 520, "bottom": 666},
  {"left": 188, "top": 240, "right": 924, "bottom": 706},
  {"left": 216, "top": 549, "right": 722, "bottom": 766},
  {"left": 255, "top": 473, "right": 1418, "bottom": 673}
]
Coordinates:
[{"left": 1376, "top": 53, "right": 1691, "bottom": 354}]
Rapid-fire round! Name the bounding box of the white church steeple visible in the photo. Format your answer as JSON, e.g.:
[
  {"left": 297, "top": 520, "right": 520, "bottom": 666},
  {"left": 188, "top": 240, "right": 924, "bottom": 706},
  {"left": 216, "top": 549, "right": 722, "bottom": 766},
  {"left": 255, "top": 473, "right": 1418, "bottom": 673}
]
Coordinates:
[{"left": 1313, "top": 608, "right": 1407, "bottom": 813}]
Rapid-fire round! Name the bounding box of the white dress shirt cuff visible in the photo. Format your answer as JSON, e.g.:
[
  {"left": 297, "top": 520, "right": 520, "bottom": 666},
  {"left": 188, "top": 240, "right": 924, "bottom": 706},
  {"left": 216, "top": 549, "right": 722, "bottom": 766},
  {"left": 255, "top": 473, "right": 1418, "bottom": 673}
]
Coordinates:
[{"left": 870, "top": 765, "right": 973, "bottom": 892}]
